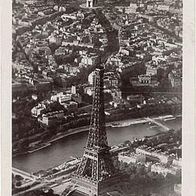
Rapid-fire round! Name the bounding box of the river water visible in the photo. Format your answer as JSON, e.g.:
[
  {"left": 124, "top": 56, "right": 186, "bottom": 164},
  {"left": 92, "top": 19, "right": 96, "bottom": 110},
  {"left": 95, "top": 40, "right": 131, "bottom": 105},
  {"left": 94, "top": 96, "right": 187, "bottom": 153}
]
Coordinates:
[{"left": 12, "top": 117, "right": 182, "bottom": 173}]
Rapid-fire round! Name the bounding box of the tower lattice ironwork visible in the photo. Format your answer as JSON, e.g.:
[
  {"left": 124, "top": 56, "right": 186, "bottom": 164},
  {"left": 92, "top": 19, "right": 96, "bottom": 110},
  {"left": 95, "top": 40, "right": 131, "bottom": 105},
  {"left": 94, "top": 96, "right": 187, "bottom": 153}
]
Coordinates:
[{"left": 71, "top": 65, "right": 122, "bottom": 196}]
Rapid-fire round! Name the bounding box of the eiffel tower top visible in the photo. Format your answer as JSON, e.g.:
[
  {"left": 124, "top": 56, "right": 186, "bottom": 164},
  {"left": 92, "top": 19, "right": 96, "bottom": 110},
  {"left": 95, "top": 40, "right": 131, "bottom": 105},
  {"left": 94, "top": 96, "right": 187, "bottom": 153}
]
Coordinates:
[{"left": 86, "top": 64, "right": 109, "bottom": 150}]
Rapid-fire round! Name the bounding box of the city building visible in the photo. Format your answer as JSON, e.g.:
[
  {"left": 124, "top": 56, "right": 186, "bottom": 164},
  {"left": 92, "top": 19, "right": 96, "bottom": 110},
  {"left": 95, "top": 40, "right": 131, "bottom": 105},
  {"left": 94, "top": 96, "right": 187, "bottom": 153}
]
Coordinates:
[
  {"left": 104, "top": 73, "right": 119, "bottom": 89},
  {"left": 157, "top": 4, "right": 170, "bottom": 11},
  {"left": 31, "top": 104, "right": 46, "bottom": 117},
  {"left": 128, "top": 3, "right": 138, "bottom": 13},
  {"left": 89, "top": 71, "right": 119, "bottom": 88},
  {"left": 136, "top": 146, "right": 174, "bottom": 164},
  {"left": 168, "top": 72, "right": 182, "bottom": 88},
  {"left": 127, "top": 94, "right": 144, "bottom": 105},
  {"left": 119, "top": 47, "right": 131, "bottom": 56},
  {"left": 81, "top": 53, "right": 99, "bottom": 66},
  {"left": 110, "top": 88, "right": 122, "bottom": 104},
  {"left": 130, "top": 75, "right": 159, "bottom": 87},
  {"left": 51, "top": 92, "right": 72, "bottom": 104},
  {"left": 151, "top": 163, "right": 180, "bottom": 177},
  {"left": 71, "top": 86, "right": 77, "bottom": 95},
  {"left": 146, "top": 65, "right": 158, "bottom": 76},
  {"left": 88, "top": 71, "right": 96, "bottom": 85},
  {"left": 86, "top": 0, "right": 98, "bottom": 8},
  {"left": 138, "top": 74, "right": 152, "bottom": 84},
  {"left": 118, "top": 152, "right": 146, "bottom": 164},
  {"left": 172, "top": 158, "right": 182, "bottom": 167},
  {"left": 39, "top": 110, "right": 64, "bottom": 126}
]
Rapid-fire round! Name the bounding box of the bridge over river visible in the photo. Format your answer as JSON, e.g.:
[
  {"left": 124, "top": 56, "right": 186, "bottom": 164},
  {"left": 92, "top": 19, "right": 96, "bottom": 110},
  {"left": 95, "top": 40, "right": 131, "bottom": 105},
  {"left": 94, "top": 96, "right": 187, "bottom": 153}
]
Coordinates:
[
  {"left": 12, "top": 167, "right": 39, "bottom": 181},
  {"left": 145, "top": 117, "right": 171, "bottom": 131}
]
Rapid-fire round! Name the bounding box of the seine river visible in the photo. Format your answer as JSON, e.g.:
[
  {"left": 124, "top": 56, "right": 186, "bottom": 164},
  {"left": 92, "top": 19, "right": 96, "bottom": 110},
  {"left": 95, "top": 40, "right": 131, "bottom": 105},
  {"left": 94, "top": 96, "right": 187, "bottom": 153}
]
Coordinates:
[{"left": 13, "top": 116, "right": 182, "bottom": 173}]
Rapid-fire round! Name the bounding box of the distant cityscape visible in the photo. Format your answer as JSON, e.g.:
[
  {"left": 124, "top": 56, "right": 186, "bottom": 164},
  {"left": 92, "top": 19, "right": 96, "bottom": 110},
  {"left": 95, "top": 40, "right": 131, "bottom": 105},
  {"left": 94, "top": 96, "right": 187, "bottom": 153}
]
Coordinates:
[{"left": 12, "top": 0, "right": 182, "bottom": 195}]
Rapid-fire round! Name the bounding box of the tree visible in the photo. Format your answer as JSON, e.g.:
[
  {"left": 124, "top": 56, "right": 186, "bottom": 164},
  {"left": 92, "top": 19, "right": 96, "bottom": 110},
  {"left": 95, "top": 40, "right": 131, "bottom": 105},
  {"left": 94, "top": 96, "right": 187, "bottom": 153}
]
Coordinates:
[
  {"left": 104, "top": 92, "right": 113, "bottom": 103},
  {"left": 18, "top": 139, "right": 29, "bottom": 151},
  {"left": 15, "top": 174, "right": 23, "bottom": 181},
  {"left": 15, "top": 181, "right": 22, "bottom": 187}
]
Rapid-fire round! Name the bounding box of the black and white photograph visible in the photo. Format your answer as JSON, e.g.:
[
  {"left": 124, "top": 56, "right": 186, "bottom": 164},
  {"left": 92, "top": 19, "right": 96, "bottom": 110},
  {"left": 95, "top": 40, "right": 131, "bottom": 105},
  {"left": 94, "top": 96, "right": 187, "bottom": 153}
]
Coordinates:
[{"left": 0, "top": 0, "right": 195, "bottom": 195}]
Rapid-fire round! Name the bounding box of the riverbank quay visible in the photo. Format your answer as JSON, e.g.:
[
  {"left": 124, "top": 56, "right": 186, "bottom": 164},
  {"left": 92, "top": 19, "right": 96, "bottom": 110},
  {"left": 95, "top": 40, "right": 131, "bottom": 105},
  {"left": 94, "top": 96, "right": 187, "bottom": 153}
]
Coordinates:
[{"left": 12, "top": 114, "right": 181, "bottom": 158}]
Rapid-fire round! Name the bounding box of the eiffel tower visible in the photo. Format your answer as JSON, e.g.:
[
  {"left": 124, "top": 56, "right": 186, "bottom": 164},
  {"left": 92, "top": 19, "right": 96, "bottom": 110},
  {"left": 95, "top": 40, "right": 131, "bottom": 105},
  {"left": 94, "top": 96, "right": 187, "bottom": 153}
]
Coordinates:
[{"left": 71, "top": 65, "right": 127, "bottom": 196}]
